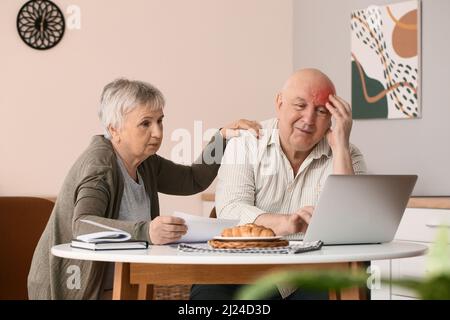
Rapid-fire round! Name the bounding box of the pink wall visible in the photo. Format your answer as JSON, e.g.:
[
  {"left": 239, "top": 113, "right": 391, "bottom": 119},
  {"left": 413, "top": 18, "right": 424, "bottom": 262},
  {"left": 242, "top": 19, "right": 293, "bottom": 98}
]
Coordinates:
[{"left": 0, "top": 0, "right": 293, "bottom": 216}]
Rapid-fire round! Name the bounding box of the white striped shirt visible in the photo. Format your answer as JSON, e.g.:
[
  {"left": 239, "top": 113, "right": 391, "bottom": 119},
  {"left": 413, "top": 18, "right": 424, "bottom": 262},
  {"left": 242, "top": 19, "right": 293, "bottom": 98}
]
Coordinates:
[
  {"left": 216, "top": 118, "right": 366, "bottom": 223},
  {"left": 216, "top": 118, "right": 367, "bottom": 298}
]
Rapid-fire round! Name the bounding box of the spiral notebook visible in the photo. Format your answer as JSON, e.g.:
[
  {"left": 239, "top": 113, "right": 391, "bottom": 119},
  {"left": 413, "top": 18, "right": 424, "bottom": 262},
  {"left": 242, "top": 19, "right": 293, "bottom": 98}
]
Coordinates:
[
  {"left": 71, "top": 219, "right": 148, "bottom": 250},
  {"left": 177, "top": 240, "right": 323, "bottom": 254}
]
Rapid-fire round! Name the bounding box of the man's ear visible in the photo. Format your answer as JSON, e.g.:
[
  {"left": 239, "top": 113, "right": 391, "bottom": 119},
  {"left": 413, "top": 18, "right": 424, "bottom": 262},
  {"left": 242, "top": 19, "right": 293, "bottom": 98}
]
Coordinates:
[{"left": 275, "top": 92, "right": 283, "bottom": 116}]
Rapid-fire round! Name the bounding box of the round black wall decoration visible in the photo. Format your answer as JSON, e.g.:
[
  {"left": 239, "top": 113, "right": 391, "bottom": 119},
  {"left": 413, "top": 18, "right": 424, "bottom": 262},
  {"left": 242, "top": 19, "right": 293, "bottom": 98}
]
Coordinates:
[{"left": 17, "top": 0, "right": 65, "bottom": 50}]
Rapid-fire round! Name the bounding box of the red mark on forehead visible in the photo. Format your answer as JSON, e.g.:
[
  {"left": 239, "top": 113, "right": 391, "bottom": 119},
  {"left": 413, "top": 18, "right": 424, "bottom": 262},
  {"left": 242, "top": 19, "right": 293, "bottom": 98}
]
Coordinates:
[{"left": 310, "top": 86, "right": 335, "bottom": 106}]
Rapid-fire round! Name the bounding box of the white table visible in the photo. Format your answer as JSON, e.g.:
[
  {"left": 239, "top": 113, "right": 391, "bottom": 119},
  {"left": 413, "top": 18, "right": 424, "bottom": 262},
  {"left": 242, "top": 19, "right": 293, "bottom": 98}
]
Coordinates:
[{"left": 52, "top": 241, "right": 427, "bottom": 300}]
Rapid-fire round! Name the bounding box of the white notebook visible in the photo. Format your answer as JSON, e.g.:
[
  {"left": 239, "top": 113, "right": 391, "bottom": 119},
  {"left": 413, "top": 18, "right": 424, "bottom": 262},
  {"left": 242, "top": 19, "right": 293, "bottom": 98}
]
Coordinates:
[
  {"left": 75, "top": 220, "right": 131, "bottom": 243},
  {"left": 76, "top": 230, "right": 131, "bottom": 243},
  {"left": 72, "top": 220, "right": 148, "bottom": 250}
]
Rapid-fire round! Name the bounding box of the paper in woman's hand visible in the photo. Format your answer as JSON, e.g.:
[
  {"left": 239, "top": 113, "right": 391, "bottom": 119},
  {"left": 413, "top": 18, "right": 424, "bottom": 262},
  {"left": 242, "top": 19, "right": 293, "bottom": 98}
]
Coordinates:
[{"left": 172, "top": 211, "right": 239, "bottom": 243}]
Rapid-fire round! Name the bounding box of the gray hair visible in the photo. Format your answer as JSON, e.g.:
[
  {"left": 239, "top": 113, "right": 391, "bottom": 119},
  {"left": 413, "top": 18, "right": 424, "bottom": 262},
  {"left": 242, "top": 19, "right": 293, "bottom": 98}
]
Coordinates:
[{"left": 98, "top": 78, "right": 165, "bottom": 139}]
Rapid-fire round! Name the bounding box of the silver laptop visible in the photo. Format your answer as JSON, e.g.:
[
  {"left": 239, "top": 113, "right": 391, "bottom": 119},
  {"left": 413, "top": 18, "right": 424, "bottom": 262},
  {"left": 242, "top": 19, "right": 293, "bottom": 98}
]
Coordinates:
[{"left": 302, "top": 175, "right": 418, "bottom": 245}]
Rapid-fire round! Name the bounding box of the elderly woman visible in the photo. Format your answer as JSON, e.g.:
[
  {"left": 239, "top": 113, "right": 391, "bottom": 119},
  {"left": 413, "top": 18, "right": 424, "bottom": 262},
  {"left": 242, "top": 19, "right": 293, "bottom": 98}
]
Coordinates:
[{"left": 28, "top": 79, "right": 261, "bottom": 299}]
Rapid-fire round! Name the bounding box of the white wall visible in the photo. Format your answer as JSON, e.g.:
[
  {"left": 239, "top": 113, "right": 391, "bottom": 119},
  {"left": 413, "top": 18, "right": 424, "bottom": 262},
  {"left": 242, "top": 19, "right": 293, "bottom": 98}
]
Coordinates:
[
  {"left": 0, "top": 0, "right": 293, "bottom": 215},
  {"left": 293, "top": 0, "right": 450, "bottom": 196}
]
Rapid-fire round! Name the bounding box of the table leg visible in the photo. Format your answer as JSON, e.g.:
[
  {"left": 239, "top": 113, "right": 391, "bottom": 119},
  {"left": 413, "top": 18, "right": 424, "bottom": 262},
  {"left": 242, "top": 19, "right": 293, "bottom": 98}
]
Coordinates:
[
  {"left": 328, "top": 290, "right": 340, "bottom": 300},
  {"left": 137, "top": 284, "right": 154, "bottom": 300},
  {"left": 113, "top": 262, "right": 138, "bottom": 300},
  {"left": 339, "top": 262, "right": 368, "bottom": 300}
]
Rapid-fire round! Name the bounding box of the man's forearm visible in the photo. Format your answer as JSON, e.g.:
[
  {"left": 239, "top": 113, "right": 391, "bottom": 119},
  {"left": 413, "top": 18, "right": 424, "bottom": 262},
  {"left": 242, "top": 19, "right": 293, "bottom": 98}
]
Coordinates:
[{"left": 332, "top": 148, "right": 355, "bottom": 175}]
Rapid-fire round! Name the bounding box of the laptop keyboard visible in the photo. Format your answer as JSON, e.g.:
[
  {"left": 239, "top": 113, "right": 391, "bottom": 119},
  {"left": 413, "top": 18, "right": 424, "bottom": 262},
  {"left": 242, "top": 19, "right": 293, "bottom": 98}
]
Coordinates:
[{"left": 282, "top": 232, "right": 305, "bottom": 241}]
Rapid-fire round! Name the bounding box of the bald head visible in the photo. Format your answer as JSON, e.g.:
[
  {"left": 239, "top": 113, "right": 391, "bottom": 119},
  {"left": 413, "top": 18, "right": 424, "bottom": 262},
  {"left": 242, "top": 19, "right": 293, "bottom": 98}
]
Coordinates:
[
  {"left": 281, "top": 69, "right": 336, "bottom": 105},
  {"left": 281, "top": 69, "right": 336, "bottom": 104}
]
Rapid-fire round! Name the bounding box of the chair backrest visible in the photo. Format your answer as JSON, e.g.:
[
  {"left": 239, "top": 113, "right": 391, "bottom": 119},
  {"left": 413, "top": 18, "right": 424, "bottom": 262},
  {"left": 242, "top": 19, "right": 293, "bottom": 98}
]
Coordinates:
[{"left": 0, "top": 197, "right": 54, "bottom": 299}]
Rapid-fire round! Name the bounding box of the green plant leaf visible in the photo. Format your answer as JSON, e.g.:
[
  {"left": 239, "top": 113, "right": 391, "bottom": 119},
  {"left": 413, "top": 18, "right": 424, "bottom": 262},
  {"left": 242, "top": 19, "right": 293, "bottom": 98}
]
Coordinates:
[
  {"left": 236, "top": 270, "right": 368, "bottom": 300},
  {"left": 426, "top": 227, "right": 450, "bottom": 278},
  {"left": 389, "top": 275, "right": 450, "bottom": 300}
]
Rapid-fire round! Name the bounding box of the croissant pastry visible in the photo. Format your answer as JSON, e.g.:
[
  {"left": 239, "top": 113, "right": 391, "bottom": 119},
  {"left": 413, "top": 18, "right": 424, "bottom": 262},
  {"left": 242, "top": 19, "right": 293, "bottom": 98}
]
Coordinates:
[{"left": 221, "top": 223, "right": 275, "bottom": 237}]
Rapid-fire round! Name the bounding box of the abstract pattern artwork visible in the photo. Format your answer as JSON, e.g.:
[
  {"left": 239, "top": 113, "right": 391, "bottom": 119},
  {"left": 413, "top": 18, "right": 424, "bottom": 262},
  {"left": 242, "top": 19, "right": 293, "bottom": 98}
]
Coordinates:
[{"left": 351, "top": 0, "right": 420, "bottom": 119}]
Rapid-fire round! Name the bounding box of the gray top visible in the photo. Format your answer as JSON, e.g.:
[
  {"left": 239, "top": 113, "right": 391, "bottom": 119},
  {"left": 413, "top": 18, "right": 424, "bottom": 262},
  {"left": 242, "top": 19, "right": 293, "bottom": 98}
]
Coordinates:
[
  {"left": 116, "top": 156, "right": 151, "bottom": 222},
  {"left": 102, "top": 156, "right": 152, "bottom": 290}
]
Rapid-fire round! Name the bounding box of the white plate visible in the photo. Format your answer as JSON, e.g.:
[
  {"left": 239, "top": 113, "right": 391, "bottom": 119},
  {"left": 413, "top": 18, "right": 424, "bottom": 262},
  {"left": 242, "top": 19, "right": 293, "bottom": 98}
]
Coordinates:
[{"left": 213, "top": 236, "right": 282, "bottom": 241}]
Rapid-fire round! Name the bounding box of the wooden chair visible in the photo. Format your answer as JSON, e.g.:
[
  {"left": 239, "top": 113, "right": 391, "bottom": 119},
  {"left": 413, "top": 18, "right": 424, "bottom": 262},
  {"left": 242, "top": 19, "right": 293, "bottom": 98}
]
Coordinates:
[
  {"left": 209, "top": 207, "right": 217, "bottom": 218},
  {"left": 0, "top": 197, "right": 54, "bottom": 299}
]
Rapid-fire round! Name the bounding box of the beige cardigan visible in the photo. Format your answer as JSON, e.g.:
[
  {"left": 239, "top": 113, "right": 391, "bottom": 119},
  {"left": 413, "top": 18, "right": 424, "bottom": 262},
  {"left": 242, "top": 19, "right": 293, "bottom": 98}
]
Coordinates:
[{"left": 28, "top": 133, "right": 225, "bottom": 299}]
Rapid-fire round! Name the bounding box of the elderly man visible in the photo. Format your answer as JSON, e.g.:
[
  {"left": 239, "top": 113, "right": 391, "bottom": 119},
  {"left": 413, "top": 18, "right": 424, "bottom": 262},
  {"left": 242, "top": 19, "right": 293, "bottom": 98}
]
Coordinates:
[{"left": 190, "top": 68, "right": 367, "bottom": 300}]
